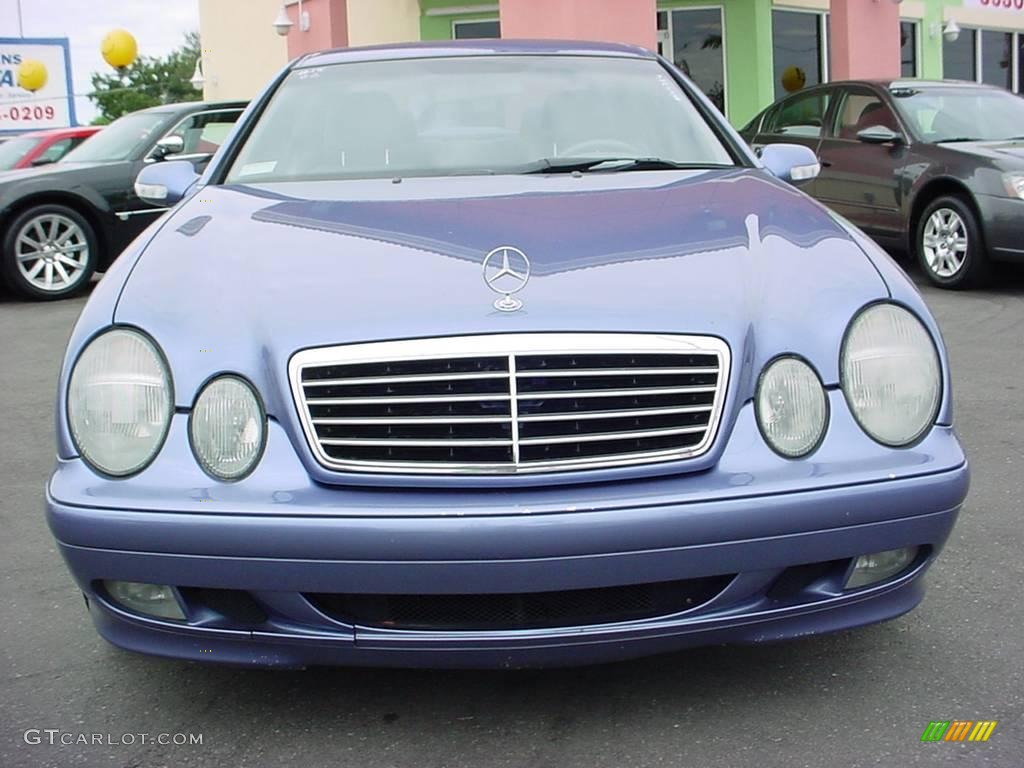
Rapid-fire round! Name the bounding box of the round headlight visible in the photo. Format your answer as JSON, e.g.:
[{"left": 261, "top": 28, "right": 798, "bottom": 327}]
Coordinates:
[
  {"left": 189, "top": 376, "right": 265, "bottom": 481},
  {"left": 67, "top": 328, "right": 173, "bottom": 477},
  {"left": 756, "top": 356, "right": 828, "bottom": 458},
  {"left": 841, "top": 303, "right": 941, "bottom": 447}
]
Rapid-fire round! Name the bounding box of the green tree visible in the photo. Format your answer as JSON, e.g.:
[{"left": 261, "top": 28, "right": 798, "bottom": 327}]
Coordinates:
[{"left": 89, "top": 32, "right": 202, "bottom": 122}]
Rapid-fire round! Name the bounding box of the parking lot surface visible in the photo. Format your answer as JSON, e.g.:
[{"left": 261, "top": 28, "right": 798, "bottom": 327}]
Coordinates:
[{"left": 1, "top": 263, "right": 1021, "bottom": 768}]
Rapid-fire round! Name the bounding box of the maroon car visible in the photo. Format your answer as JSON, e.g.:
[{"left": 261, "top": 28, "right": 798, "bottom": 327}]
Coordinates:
[
  {"left": 0, "top": 126, "right": 101, "bottom": 171},
  {"left": 741, "top": 80, "right": 1024, "bottom": 289}
]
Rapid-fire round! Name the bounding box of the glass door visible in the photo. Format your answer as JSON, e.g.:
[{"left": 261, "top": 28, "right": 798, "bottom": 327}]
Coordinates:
[{"left": 657, "top": 8, "right": 726, "bottom": 115}]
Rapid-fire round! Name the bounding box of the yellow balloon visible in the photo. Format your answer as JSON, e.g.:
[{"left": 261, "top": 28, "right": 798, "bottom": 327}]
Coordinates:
[
  {"left": 781, "top": 65, "right": 807, "bottom": 94},
  {"left": 101, "top": 29, "right": 138, "bottom": 70},
  {"left": 16, "top": 59, "right": 48, "bottom": 92}
]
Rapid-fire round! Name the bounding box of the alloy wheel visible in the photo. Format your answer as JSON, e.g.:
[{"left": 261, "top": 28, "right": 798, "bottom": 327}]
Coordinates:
[
  {"left": 14, "top": 213, "right": 91, "bottom": 293},
  {"left": 921, "top": 208, "right": 968, "bottom": 279}
]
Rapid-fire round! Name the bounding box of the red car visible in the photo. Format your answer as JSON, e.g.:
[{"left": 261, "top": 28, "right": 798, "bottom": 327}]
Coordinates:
[{"left": 0, "top": 126, "right": 101, "bottom": 171}]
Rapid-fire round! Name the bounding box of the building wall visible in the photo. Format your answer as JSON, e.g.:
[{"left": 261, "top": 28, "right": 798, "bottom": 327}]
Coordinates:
[
  {"left": 284, "top": 0, "right": 348, "bottom": 58},
  {"left": 346, "top": 0, "right": 421, "bottom": 47},
  {"left": 499, "top": 0, "right": 657, "bottom": 49},
  {"left": 198, "top": 0, "right": 289, "bottom": 101}
]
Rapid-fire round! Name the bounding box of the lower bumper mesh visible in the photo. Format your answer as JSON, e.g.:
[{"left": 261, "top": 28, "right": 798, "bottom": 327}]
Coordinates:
[{"left": 307, "top": 576, "right": 734, "bottom": 631}]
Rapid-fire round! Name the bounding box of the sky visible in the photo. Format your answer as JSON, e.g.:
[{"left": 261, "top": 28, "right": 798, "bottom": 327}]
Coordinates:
[{"left": 0, "top": 0, "right": 199, "bottom": 123}]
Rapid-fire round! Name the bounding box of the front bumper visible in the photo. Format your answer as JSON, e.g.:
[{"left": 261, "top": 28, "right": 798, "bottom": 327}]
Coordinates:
[
  {"left": 978, "top": 193, "right": 1024, "bottom": 262},
  {"left": 46, "top": 404, "right": 969, "bottom": 668}
]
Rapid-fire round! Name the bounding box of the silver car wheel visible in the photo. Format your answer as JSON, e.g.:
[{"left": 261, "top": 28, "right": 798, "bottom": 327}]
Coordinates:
[
  {"left": 14, "top": 213, "right": 90, "bottom": 292},
  {"left": 922, "top": 208, "right": 968, "bottom": 279}
]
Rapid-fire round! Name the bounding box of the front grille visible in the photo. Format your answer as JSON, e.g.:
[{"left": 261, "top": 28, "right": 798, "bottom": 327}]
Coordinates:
[
  {"left": 290, "top": 333, "right": 730, "bottom": 475},
  {"left": 307, "top": 576, "right": 734, "bottom": 631}
]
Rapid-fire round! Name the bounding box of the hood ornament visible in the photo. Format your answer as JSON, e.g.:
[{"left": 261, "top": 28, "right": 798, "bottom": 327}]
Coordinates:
[{"left": 482, "top": 246, "right": 530, "bottom": 312}]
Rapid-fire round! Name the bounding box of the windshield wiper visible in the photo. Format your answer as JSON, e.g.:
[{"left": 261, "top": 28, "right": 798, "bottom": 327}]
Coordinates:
[
  {"left": 937, "top": 137, "right": 982, "bottom": 143},
  {"left": 520, "top": 157, "right": 728, "bottom": 174}
]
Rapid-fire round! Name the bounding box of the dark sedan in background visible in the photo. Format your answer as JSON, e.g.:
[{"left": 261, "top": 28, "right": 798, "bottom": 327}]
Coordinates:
[
  {"left": 741, "top": 80, "right": 1024, "bottom": 289},
  {"left": 0, "top": 100, "right": 245, "bottom": 300}
]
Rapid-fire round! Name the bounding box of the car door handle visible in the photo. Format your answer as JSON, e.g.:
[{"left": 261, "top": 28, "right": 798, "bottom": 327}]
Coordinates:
[{"left": 819, "top": 159, "right": 833, "bottom": 168}]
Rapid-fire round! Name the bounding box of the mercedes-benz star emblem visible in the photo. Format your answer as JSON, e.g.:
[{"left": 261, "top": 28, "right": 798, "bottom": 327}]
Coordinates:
[{"left": 482, "top": 246, "right": 530, "bottom": 312}]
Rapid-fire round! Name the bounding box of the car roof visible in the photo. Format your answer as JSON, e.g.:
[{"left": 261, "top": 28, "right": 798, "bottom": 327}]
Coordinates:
[
  {"left": 813, "top": 78, "right": 1002, "bottom": 91},
  {"left": 297, "top": 39, "right": 655, "bottom": 69},
  {"left": 15, "top": 125, "right": 101, "bottom": 140},
  {"left": 140, "top": 100, "right": 248, "bottom": 116}
]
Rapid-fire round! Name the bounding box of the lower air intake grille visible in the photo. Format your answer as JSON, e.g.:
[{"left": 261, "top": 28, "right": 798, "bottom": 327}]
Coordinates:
[
  {"left": 306, "top": 576, "right": 734, "bottom": 631},
  {"left": 290, "top": 333, "right": 730, "bottom": 475}
]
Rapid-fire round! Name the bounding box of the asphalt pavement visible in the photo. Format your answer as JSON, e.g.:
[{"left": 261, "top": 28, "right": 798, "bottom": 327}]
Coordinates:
[{"left": 1, "top": 261, "right": 1021, "bottom": 768}]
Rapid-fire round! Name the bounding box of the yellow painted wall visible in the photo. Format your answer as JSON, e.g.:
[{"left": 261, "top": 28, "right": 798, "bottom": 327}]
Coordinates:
[
  {"left": 198, "top": 0, "right": 289, "bottom": 101},
  {"left": 346, "top": 0, "right": 421, "bottom": 47}
]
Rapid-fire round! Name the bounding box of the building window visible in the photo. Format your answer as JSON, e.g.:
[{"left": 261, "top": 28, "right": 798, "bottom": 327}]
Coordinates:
[
  {"left": 900, "top": 21, "right": 918, "bottom": 78},
  {"left": 981, "top": 30, "right": 1013, "bottom": 90},
  {"left": 1019, "top": 34, "right": 1024, "bottom": 93},
  {"left": 943, "top": 27, "right": 977, "bottom": 82},
  {"left": 772, "top": 10, "right": 827, "bottom": 101},
  {"left": 658, "top": 8, "right": 726, "bottom": 115},
  {"left": 452, "top": 19, "right": 500, "bottom": 39}
]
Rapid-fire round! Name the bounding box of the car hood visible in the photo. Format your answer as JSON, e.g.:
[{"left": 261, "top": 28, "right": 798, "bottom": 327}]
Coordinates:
[
  {"left": 115, "top": 168, "right": 888, "bottom": 412},
  {"left": 0, "top": 160, "right": 111, "bottom": 187},
  {"left": 937, "top": 139, "right": 1024, "bottom": 164}
]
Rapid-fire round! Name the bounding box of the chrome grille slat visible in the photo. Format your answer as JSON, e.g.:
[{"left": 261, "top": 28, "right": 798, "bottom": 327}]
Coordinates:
[
  {"left": 515, "top": 385, "right": 717, "bottom": 399},
  {"left": 517, "top": 405, "right": 713, "bottom": 422},
  {"left": 515, "top": 367, "right": 719, "bottom": 377},
  {"left": 305, "top": 372, "right": 511, "bottom": 386},
  {"left": 320, "top": 437, "right": 513, "bottom": 447},
  {"left": 312, "top": 416, "right": 511, "bottom": 425},
  {"left": 518, "top": 425, "right": 708, "bottom": 446},
  {"left": 290, "top": 333, "right": 729, "bottom": 475},
  {"left": 304, "top": 394, "right": 511, "bottom": 405}
]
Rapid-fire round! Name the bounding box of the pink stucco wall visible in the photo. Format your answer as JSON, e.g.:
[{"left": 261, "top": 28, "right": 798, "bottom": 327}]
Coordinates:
[
  {"left": 829, "top": 0, "right": 900, "bottom": 80},
  {"left": 499, "top": 0, "right": 657, "bottom": 51},
  {"left": 285, "top": 0, "right": 348, "bottom": 58}
]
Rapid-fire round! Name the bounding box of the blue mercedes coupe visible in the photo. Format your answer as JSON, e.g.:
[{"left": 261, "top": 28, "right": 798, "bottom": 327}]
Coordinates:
[{"left": 46, "top": 40, "right": 968, "bottom": 668}]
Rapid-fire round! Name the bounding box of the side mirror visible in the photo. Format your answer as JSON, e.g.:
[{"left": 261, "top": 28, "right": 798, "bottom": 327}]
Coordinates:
[
  {"left": 759, "top": 143, "right": 821, "bottom": 185},
  {"left": 151, "top": 134, "right": 185, "bottom": 160},
  {"left": 857, "top": 125, "right": 903, "bottom": 145},
  {"left": 134, "top": 160, "right": 199, "bottom": 207}
]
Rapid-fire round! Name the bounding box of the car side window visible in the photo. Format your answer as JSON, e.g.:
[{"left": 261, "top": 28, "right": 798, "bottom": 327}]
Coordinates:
[
  {"left": 35, "top": 138, "right": 73, "bottom": 164},
  {"left": 833, "top": 91, "right": 900, "bottom": 140},
  {"left": 159, "top": 110, "right": 243, "bottom": 157},
  {"left": 765, "top": 91, "right": 831, "bottom": 138}
]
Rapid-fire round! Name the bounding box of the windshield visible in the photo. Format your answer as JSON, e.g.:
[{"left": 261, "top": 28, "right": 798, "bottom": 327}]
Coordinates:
[
  {"left": 225, "top": 55, "right": 735, "bottom": 183},
  {"left": 891, "top": 87, "right": 1024, "bottom": 142},
  {"left": 61, "top": 112, "right": 170, "bottom": 163},
  {"left": 0, "top": 136, "right": 40, "bottom": 170}
]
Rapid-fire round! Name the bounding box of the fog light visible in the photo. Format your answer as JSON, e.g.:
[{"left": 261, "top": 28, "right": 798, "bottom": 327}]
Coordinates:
[
  {"left": 104, "top": 580, "right": 185, "bottom": 620},
  {"left": 845, "top": 547, "right": 918, "bottom": 589}
]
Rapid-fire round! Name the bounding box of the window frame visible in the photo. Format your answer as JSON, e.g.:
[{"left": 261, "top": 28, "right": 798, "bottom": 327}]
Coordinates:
[
  {"left": 825, "top": 85, "right": 908, "bottom": 144},
  {"left": 899, "top": 19, "right": 921, "bottom": 79},
  {"left": 451, "top": 17, "right": 500, "bottom": 40},
  {"left": 943, "top": 26, "right": 1024, "bottom": 94},
  {"left": 147, "top": 108, "right": 245, "bottom": 164},
  {"left": 655, "top": 5, "right": 729, "bottom": 119},
  {"left": 762, "top": 85, "right": 834, "bottom": 140},
  {"left": 771, "top": 7, "right": 831, "bottom": 102}
]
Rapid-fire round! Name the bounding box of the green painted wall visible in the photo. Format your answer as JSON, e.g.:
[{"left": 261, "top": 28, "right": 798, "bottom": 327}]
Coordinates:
[
  {"left": 419, "top": 0, "right": 500, "bottom": 41},
  {"left": 918, "top": 0, "right": 951, "bottom": 79}
]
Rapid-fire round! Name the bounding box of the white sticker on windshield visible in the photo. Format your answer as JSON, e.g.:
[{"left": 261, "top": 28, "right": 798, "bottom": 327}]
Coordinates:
[
  {"left": 237, "top": 161, "right": 278, "bottom": 177},
  {"left": 657, "top": 72, "right": 685, "bottom": 102}
]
